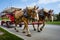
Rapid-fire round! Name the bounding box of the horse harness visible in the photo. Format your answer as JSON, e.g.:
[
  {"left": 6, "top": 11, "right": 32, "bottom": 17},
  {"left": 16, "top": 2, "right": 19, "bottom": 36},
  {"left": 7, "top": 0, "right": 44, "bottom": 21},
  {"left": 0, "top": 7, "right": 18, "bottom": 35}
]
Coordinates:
[{"left": 38, "top": 9, "right": 45, "bottom": 20}]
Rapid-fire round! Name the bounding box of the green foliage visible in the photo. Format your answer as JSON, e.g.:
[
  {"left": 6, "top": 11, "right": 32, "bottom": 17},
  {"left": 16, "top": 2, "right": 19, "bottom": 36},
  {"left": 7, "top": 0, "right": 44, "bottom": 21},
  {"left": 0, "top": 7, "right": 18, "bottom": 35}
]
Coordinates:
[
  {"left": 0, "top": 27, "right": 24, "bottom": 40},
  {"left": 0, "top": 18, "right": 2, "bottom": 20},
  {"left": 47, "top": 21, "right": 60, "bottom": 25},
  {"left": 56, "top": 12, "right": 60, "bottom": 21}
]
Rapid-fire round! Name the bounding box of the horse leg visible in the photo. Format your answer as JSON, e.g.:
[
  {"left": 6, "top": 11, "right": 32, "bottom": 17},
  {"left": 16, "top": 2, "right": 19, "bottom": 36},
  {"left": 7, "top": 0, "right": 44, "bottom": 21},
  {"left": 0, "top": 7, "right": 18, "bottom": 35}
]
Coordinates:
[
  {"left": 37, "top": 21, "right": 40, "bottom": 32},
  {"left": 19, "top": 21, "right": 22, "bottom": 27},
  {"left": 22, "top": 18, "right": 31, "bottom": 37},
  {"left": 25, "top": 23, "right": 31, "bottom": 37},
  {"left": 40, "top": 22, "right": 45, "bottom": 31},
  {"left": 14, "top": 23, "right": 19, "bottom": 32},
  {"left": 22, "top": 25, "right": 26, "bottom": 33},
  {"left": 14, "top": 19, "right": 19, "bottom": 32},
  {"left": 32, "top": 21, "right": 36, "bottom": 31},
  {"left": 33, "top": 24, "right": 36, "bottom": 31},
  {"left": 37, "top": 20, "right": 44, "bottom": 32},
  {"left": 25, "top": 21, "right": 31, "bottom": 37}
]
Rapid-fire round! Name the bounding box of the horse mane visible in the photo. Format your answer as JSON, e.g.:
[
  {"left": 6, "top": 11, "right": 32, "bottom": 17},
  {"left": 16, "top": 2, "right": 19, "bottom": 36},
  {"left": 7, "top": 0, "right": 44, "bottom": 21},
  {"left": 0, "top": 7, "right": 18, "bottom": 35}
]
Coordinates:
[
  {"left": 14, "top": 9, "right": 24, "bottom": 19},
  {"left": 43, "top": 8, "right": 49, "bottom": 13},
  {"left": 25, "top": 7, "right": 34, "bottom": 15}
]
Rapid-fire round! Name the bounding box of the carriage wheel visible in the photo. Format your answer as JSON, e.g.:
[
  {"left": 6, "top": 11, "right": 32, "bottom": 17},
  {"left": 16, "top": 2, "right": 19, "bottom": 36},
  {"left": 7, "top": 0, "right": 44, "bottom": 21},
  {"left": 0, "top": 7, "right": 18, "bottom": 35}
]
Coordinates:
[
  {"left": 1, "top": 21, "right": 5, "bottom": 26},
  {"left": 6, "top": 21, "right": 10, "bottom": 28}
]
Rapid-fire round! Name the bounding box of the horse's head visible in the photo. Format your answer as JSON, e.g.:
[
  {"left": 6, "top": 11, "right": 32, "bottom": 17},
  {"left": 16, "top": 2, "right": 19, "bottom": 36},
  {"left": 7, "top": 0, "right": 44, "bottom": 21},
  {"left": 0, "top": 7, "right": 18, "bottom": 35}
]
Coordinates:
[
  {"left": 48, "top": 9, "right": 54, "bottom": 22},
  {"left": 38, "top": 8, "right": 54, "bottom": 22},
  {"left": 48, "top": 9, "right": 53, "bottom": 16},
  {"left": 26, "top": 6, "right": 39, "bottom": 20}
]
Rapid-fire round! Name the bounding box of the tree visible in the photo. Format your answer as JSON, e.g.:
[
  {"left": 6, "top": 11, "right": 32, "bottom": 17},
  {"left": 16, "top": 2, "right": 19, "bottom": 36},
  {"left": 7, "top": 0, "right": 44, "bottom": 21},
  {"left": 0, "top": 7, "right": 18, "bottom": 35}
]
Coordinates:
[{"left": 56, "top": 12, "right": 60, "bottom": 21}]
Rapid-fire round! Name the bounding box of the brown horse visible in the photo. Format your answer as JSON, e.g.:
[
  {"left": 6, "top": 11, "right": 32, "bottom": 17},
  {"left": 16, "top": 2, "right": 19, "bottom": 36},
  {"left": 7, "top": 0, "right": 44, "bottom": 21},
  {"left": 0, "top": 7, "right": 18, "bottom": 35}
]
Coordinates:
[
  {"left": 32, "top": 8, "right": 53, "bottom": 32},
  {"left": 13, "top": 7, "right": 38, "bottom": 37}
]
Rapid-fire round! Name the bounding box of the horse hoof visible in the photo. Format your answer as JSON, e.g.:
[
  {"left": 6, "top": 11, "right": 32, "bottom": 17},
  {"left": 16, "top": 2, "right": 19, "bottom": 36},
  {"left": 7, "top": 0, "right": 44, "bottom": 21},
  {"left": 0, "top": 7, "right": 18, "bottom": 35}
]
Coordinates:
[
  {"left": 16, "top": 30, "right": 19, "bottom": 32},
  {"left": 40, "top": 28, "right": 42, "bottom": 31},
  {"left": 14, "top": 28, "right": 16, "bottom": 30},
  {"left": 37, "top": 30, "right": 41, "bottom": 32},
  {"left": 22, "top": 31, "right": 25, "bottom": 33},
  {"left": 34, "top": 29, "right": 36, "bottom": 31},
  {"left": 26, "top": 34, "right": 31, "bottom": 37}
]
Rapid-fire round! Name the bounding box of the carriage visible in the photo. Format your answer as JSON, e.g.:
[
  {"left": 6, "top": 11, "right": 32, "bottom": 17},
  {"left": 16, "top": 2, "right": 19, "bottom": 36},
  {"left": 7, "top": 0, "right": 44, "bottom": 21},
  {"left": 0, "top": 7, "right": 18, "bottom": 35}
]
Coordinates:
[
  {"left": 1, "top": 7, "right": 22, "bottom": 28},
  {"left": 1, "top": 13, "right": 22, "bottom": 28}
]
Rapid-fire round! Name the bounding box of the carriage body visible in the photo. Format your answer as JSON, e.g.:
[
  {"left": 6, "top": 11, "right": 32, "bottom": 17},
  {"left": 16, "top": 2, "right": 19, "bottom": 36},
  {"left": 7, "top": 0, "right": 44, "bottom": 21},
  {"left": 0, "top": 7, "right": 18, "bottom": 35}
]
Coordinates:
[{"left": 1, "top": 14, "right": 15, "bottom": 28}]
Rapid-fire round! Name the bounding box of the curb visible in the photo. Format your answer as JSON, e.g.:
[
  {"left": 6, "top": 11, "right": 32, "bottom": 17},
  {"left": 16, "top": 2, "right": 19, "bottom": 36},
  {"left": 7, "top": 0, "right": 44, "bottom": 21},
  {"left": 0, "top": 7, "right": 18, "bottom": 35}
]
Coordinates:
[{"left": 0, "top": 26, "right": 25, "bottom": 40}]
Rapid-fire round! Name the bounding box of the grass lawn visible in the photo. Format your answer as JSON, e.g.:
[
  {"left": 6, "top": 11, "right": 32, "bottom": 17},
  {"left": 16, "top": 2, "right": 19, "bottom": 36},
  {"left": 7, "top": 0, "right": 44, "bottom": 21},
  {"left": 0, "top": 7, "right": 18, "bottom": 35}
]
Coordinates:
[
  {"left": 0, "top": 27, "right": 24, "bottom": 40},
  {"left": 46, "top": 21, "right": 60, "bottom": 25}
]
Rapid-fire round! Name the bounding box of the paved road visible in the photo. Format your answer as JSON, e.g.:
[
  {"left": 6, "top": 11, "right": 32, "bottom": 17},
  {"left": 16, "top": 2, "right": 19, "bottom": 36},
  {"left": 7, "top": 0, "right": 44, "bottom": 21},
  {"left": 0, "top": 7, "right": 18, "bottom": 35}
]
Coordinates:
[{"left": 0, "top": 24, "right": 60, "bottom": 40}]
